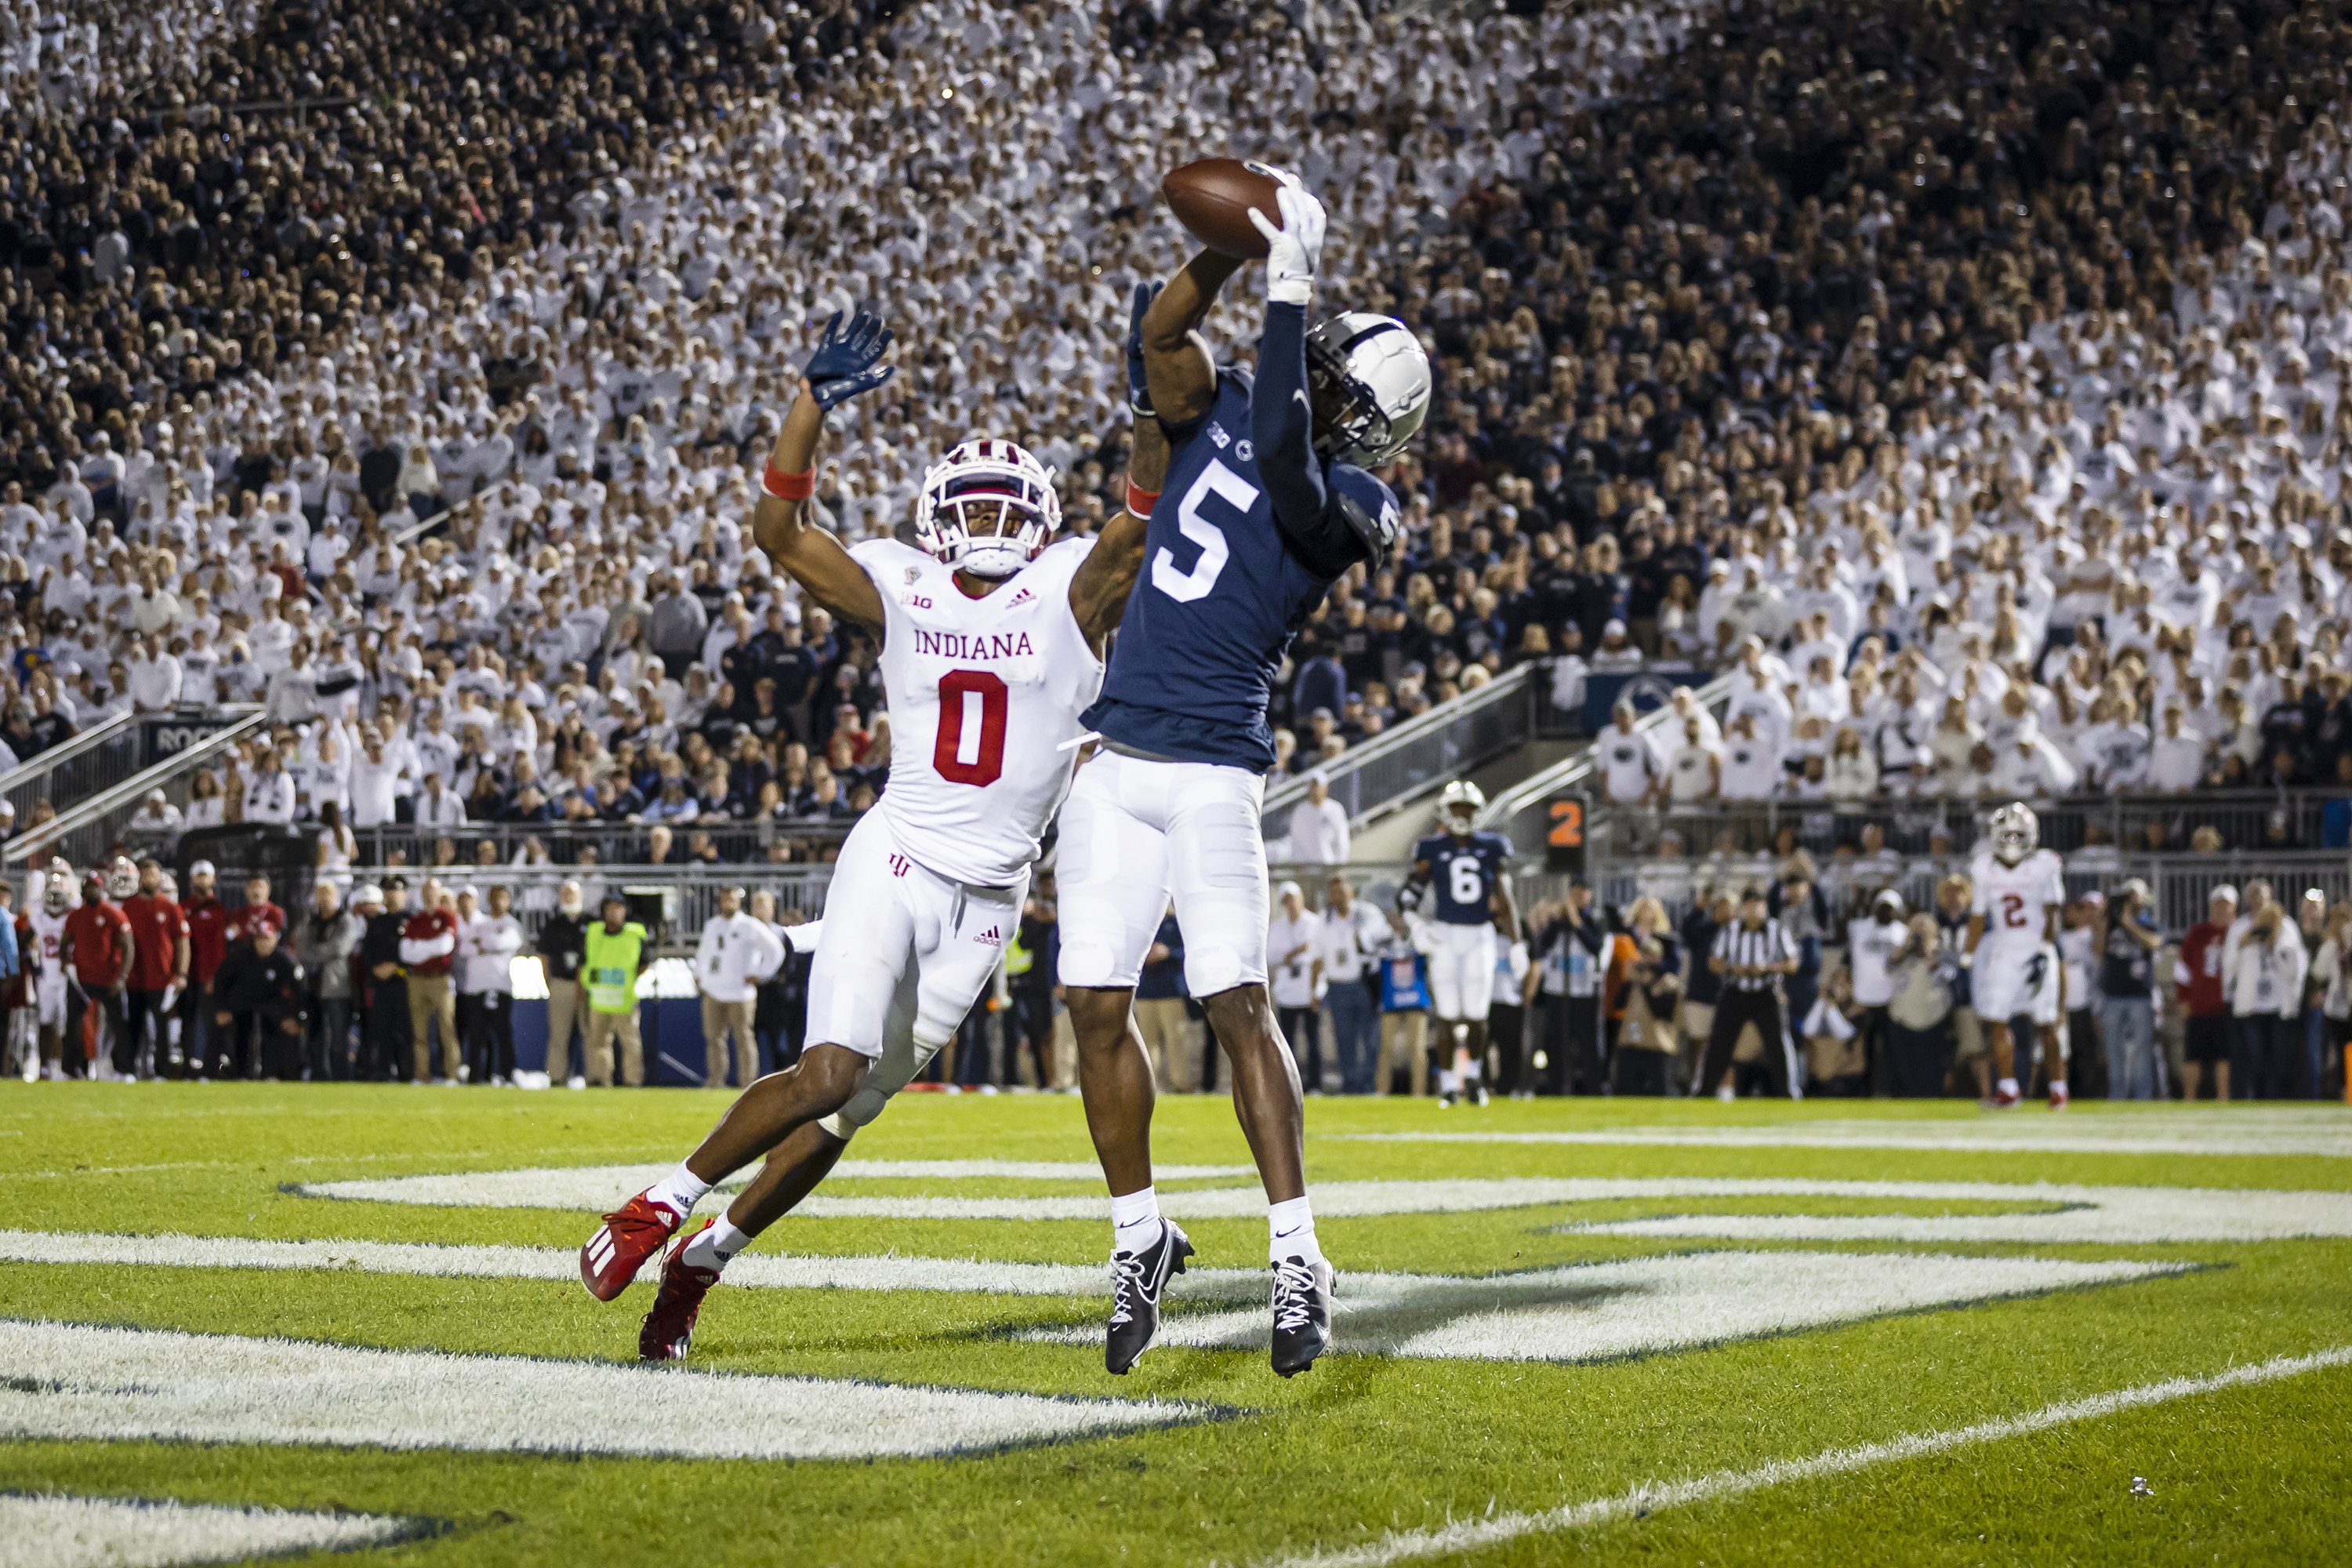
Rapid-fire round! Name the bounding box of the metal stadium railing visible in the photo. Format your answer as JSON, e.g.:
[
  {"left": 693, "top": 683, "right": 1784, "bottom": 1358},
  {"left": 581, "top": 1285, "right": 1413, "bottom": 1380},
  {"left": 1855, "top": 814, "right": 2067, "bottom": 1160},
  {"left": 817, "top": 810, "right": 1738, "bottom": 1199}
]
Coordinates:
[
  {"left": 0, "top": 712, "right": 140, "bottom": 826},
  {"left": 2, "top": 710, "right": 272, "bottom": 869},
  {"left": 348, "top": 862, "right": 836, "bottom": 943},
  {"left": 1261, "top": 660, "right": 1581, "bottom": 843},
  {"left": 1473, "top": 674, "right": 1736, "bottom": 846},
  {"left": 350, "top": 818, "right": 851, "bottom": 869}
]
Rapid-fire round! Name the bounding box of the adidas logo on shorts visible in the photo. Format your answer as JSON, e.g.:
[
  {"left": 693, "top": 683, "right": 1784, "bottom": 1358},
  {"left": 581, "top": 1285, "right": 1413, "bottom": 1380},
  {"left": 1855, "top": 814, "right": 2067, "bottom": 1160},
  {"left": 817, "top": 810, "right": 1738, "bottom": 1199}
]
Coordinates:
[{"left": 975, "top": 926, "right": 1002, "bottom": 946}]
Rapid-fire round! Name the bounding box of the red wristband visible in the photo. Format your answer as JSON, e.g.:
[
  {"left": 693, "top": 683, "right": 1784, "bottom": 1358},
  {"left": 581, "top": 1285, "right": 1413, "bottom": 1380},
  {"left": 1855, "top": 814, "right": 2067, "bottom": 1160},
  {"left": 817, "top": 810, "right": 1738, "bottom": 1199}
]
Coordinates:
[
  {"left": 1125, "top": 479, "right": 1161, "bottom": 517},
  {"left": 763, "top": 463, "right": 815, "bottom": 501}
]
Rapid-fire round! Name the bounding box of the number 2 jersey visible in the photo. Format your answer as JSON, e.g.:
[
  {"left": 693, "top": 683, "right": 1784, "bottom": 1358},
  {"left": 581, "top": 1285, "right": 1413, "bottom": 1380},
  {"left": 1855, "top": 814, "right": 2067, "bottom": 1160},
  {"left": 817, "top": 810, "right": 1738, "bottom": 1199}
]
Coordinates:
[
  {"left": 1414, "top": 830, "right": 1511, "bottom": 926},
  {"left": 1969, "top": 848, "right": 2064, "bottom": 959},
  {"left": 1087, "top": 365, "right": 1394, "bottom": 772},
  {"left": 851, "top": 535, "right": 1103, "bottom": 889}
]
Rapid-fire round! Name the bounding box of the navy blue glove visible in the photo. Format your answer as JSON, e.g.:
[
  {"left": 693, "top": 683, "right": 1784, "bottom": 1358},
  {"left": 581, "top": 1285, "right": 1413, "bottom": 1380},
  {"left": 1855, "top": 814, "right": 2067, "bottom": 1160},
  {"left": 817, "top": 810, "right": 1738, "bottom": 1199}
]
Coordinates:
[
  {"left": 804, "top": 310, "right": 895, "bottom": 412},
  {"left": 1126, "top": 281, "right": 1160, "bottom": 417}
]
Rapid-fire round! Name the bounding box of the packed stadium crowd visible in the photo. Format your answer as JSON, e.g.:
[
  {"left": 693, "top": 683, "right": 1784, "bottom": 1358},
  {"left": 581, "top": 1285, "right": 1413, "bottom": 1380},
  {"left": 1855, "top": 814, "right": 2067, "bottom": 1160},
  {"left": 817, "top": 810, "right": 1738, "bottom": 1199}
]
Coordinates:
[{"left": 5, "top": 0, "right": 2352, "bottom": 1102}]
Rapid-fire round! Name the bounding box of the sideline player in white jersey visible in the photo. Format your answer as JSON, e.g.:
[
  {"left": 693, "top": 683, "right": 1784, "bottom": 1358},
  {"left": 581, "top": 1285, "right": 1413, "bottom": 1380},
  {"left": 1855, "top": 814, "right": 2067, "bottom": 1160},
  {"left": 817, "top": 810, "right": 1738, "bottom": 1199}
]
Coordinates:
[
  {"left": 25, "top": 866, "right": 74, "bottom": 1080},
  {"left": 578, "top": 306, "right": 1163, "bottom": 1359},
  {"left": 1965, "top": 801, "right": 2068, "bottom": 1109}
]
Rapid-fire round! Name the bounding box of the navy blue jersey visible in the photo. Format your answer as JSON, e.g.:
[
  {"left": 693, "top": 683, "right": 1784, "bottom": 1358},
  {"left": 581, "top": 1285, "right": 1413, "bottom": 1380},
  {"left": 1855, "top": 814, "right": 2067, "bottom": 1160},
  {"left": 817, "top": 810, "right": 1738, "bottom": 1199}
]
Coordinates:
[
  {"left": 1414, "top": 830, "right": 1511, "bottom": 926},
  {"left": 1087, "top": 366, "right": 1396, "bottom": 771}
]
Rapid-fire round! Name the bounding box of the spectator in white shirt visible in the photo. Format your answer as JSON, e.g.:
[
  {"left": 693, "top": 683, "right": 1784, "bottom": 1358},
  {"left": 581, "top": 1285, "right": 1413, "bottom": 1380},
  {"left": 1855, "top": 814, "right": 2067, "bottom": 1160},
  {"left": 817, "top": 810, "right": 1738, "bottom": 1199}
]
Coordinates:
[
  {"left": 241, "top": 749, "right": 297, "bottom": 824},
  {"left": 457, "top": 884, "right": 526, "bottom": 1085},
  {"left": 125, "top": 637, "right": 182, "bottom": 713},
  {"left": 1315, "top": 876, "right": 1388, "bottom": 1094},
  {"left": 1280, "top": 771, "right": 1351, "bottom": 866},
  {"left": 2148, "top": 703, "right": 2209, "bottom": 792},
  {"left": 695, "top": 885, "right": 783, "bottom": 1090},
  {"left": 1269, "top": 880, "right": 1325, "bottom": 1091},
  {"left": 414, "top": 772, "right": 467, "bottom": 828}
]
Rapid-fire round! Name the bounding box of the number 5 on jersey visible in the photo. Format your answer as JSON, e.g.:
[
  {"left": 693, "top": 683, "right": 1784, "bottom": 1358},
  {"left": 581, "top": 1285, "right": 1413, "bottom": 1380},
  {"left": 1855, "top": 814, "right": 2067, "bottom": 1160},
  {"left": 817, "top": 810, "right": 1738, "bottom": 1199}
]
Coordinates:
[{"left": 1151, "top": 459, "right": 1258, "bottom": 604}]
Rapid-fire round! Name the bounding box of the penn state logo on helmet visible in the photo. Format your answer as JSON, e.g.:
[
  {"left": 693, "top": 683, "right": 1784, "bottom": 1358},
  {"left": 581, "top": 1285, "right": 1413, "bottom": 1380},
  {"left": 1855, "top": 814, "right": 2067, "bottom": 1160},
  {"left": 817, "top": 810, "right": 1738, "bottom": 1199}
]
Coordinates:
[
  {"left": 1990, "top": 801, "right": 2038, "bottom": 866},
  {"left": 1305, "top": 312, "right": 1432, "bottom": 468},
  {"left": 913, "top": 439, "right": 1062, "bottom": 580}
]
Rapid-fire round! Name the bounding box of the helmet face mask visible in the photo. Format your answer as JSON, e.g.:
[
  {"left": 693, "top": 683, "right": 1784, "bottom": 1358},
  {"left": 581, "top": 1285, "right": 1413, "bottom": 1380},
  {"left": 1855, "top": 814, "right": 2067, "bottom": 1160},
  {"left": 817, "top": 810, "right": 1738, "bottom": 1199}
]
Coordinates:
[
  {"left": 915, "top": 440, "right": 1060, "bottom": 580},
  {"left": 1991, "top": 801, "right": 2039, "bottom": 866},
  {"left": 41, "top": 872, "right": 68, "bottom": 913},
  {"left": 1438, "top": 779, "right": 1485, "bottom": 835}
]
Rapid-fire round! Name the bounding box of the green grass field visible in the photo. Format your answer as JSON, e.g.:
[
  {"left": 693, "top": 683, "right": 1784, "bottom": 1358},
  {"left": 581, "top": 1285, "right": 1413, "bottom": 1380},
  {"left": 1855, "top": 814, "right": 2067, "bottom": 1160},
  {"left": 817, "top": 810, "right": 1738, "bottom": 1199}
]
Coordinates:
[{"left": 4, "top": 1084, "right": 2350, "bottom": 1566}]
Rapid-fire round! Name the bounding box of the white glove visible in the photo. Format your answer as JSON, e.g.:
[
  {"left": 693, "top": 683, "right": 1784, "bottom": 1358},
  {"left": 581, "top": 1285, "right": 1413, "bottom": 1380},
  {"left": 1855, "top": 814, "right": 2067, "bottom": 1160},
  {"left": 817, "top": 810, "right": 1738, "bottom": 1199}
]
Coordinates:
[{"left": 1247, "top": 183, "right": 1326, "bottom": 307}]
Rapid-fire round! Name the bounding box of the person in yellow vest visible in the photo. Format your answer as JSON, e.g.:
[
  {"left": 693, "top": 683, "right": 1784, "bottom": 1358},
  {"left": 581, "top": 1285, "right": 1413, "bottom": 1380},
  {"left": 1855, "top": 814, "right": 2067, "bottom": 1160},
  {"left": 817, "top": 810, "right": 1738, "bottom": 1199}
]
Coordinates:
[{"left": 582, "top": 893, "right": 650, "bottom": 1087}]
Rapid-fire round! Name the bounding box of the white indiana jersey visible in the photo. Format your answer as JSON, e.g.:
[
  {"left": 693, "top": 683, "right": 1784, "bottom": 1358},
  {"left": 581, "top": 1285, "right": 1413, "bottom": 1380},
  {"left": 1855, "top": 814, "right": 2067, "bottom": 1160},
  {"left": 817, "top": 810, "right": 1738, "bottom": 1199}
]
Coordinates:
[
  {"left": 852, "top": 535, "right": 1102, "bottom": 888},
  {"left": 1969, "top": 848, "right": 2064, "bottom": 955},
  {"left": 26, "top": 907, "right": 67, "bottom": 983}
]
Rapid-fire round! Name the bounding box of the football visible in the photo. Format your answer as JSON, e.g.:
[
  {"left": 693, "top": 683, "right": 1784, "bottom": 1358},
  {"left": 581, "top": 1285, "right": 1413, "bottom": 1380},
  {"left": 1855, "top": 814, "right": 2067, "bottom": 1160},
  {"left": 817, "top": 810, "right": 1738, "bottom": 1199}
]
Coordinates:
[{"left": 1160, "top": 157, "right": 1292, "bottom": 260}]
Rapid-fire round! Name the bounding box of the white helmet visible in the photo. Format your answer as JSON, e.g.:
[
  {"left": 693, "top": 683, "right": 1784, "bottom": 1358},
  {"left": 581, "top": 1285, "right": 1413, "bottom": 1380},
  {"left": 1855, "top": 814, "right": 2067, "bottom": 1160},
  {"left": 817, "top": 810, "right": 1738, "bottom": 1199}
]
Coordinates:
[
  {"left": 39, "top": 870, "right": 69, "bottom": 914},
  {"left": 107, "top": 855, "right": 137, "bottom": 900},
  {"left": 1439, "top": 779, "right": 1485, "bottom": 833},
  {"left": 913, "top": 439, "right": 1061, "bottom": 580},
  {"left": 1990, "top": 801, "right": 2038, "bottom": 866},
  {"left": 1306, "top": 313, "right": 1432, "bottom": 467}
]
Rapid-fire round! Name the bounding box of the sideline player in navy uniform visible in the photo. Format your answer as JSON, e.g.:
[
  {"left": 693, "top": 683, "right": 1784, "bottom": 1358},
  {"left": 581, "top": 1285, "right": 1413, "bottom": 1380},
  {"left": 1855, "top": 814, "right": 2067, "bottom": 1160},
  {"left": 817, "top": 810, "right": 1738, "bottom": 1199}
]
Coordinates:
[
  {"left": 1406, "top": 780, "right": 1517, "bottom": 1107},
  {"left": 1057, "top": 172, "right": 1431, "bottom": 1377}
]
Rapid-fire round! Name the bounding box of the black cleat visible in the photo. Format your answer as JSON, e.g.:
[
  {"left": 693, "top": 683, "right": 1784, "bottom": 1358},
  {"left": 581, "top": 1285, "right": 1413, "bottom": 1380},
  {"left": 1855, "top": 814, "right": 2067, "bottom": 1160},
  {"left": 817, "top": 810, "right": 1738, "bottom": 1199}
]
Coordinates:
[
  {"left": 1270, "top": 1253, "right": 1336, "bottom": 1377},
  {"left": 1105, "top": 1221, "right": 1193, "bottom": 1374}
]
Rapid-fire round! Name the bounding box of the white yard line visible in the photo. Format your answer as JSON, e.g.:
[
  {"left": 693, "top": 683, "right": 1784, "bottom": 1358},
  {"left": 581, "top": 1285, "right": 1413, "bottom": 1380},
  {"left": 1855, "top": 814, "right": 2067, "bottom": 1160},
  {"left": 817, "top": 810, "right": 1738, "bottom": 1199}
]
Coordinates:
[
  {"left": 1019, "top": 1250, "right": 2185, "bottom": 1363},
  {"left": 1343, "top": 1116, "right": 2352, "bottom": 1160},
  {"left": 1, "top": 1493, "right": 419, "bottom": 1568},
  {"left": 1261, "top": 1344, "right": 2352, "bottom": 1568},
  {"left": 2, "top": 1233, "right": 2188, "bottom": 1366},
  {"left": 286, "top": 1171, "right": 2352, "bottom": 1246},
  {"left": 295, "top": 1159, "right": 1245, "bottom": 1210},
  {"left": 0, "top": 1319, "right": 1205, "bottom": 1461}
]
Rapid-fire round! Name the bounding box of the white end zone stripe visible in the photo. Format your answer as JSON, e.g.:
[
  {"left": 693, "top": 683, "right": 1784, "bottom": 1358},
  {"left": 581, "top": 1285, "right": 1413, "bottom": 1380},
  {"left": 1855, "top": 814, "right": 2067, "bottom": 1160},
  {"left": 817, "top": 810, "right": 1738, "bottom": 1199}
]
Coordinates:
[
  {"left": 1262, "top": 1343, "right": 2352, "bottom": 1568},
  {"left": 284, "top": 1173, "right": 2352, "bottom": 1244},
  {"left": 2, "top": 1492, "right": 420, "bottom": 1568},
  {"left": 0, "top": 1319, "right": 1210, "bottom": 1461},
  {"left": 1341, "top": 1113, "right": 2352, "bottom": 1160},
  {"left": 0, "top": 1229, "right": 1278, "bottom": 1301},
  {"left": 297, "top": 1158, "right": 1249, "bottom": 1210},
  {"left": 1021, "top": 1250, "right": 2189, "bottom": 1363}
]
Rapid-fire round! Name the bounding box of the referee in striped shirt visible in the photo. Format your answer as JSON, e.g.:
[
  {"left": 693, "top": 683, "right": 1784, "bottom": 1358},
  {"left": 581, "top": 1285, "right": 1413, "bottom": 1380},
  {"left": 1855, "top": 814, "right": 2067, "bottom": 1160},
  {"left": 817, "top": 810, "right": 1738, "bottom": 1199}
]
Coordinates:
[{"left": 1700, "top": 887, "right": 1802, "bottom": 1099}]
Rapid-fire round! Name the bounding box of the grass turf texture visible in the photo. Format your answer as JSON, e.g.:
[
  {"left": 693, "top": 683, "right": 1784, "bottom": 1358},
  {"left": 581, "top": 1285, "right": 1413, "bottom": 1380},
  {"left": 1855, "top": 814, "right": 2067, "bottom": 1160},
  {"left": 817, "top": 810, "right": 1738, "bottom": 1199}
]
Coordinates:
[{"left": 2, "top": 1085, "right": 2348, "bottom": 1566}]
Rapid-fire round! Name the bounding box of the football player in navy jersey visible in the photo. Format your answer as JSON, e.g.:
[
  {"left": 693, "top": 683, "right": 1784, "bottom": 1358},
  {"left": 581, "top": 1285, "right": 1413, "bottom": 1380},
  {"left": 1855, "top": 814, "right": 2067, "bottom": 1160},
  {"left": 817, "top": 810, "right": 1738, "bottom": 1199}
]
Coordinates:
[
  {"left": 1406, "top": 780, "right": 1519, "bottom": 1107},
  {"left": 1057, "top": 172, "right": 1431, "bottom": 1377}
]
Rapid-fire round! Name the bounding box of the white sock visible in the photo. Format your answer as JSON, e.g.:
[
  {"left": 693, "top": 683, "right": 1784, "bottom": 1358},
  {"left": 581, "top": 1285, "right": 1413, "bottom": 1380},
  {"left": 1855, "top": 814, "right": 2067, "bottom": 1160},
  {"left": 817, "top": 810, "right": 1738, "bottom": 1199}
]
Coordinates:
[
  {"left": 1110, "top": 1185, "right": 1163, "bottom": 1255},
  {"left": 645, "top": 1162, "right": 711, "bottom": 1219},
  {"left": 1462, "top": 1058, "right": 1483, "bottom": 1084},
  {"left": 1269, "top": 1196, "right": 1322, "bottom": 1265},
  {"left": 2049, "top": 1078, "right": 2068, "bottom": 1094},
  {"left": 682, "top": 1216, "right": 752, "bottom": 1274},
  {"left": 1997, "top": 1076, "right": 2020, "bottom": 1097}
]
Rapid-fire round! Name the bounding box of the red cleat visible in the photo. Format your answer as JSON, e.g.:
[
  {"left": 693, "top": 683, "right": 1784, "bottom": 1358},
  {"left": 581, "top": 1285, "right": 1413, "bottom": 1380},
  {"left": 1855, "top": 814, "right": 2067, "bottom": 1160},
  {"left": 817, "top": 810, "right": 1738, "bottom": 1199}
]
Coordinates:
[
  {"left": 640, "top": 1220, "right": 721, "bottom": 1362},
  {"left": 580, "top": 1190, "right": 685, "bottom": 1301},
  {"left": 1980, "top": 1086, "right": 2024, "bottom": 1110},
  {"left": 2048, "top": 1083, "right": 2071, "bottom": 1111}
]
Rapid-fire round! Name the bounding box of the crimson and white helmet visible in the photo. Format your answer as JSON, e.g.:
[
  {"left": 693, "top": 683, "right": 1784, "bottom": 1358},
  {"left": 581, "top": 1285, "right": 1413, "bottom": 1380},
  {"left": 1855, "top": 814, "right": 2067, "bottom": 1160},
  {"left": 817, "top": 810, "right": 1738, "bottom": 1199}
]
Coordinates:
[
  {"left": 39, "top": 870, "right": 69, "bottom": 913},
  {"left": 1990, "top": 801, "right": 2038, "bottom": 866},
  {"left": 913, "top": 439, "right": 1061, "bottom": 579}
]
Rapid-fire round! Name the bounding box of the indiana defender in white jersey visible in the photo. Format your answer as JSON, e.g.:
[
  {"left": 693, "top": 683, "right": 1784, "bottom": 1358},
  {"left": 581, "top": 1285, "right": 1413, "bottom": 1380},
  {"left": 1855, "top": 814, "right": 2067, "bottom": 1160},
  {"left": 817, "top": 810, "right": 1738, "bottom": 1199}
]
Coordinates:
[
  {"left": 579, "top": 307, "right": 1163, "bottom": 1362},
  {"left": 26, "top": 870, "right": 73, "bottom": 1078},
  {"left": 1965, "top": 802, "right": 2069, "bottom": 1109}
]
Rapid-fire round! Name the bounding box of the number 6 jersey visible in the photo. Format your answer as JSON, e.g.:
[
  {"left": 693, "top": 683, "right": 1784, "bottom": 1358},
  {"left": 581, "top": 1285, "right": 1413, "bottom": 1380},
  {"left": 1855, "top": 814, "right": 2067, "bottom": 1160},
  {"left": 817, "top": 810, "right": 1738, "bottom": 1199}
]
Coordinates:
[{"left": 850, "top": 535, "right": 1103, "bottom": 889}]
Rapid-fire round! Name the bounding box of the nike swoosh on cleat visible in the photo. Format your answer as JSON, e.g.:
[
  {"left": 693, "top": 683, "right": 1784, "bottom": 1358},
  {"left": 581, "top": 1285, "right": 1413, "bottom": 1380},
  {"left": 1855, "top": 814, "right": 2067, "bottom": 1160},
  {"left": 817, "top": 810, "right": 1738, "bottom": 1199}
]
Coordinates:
[{"left": 1272, "top": 1225, "right": 1305, "bottom": 1240}]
